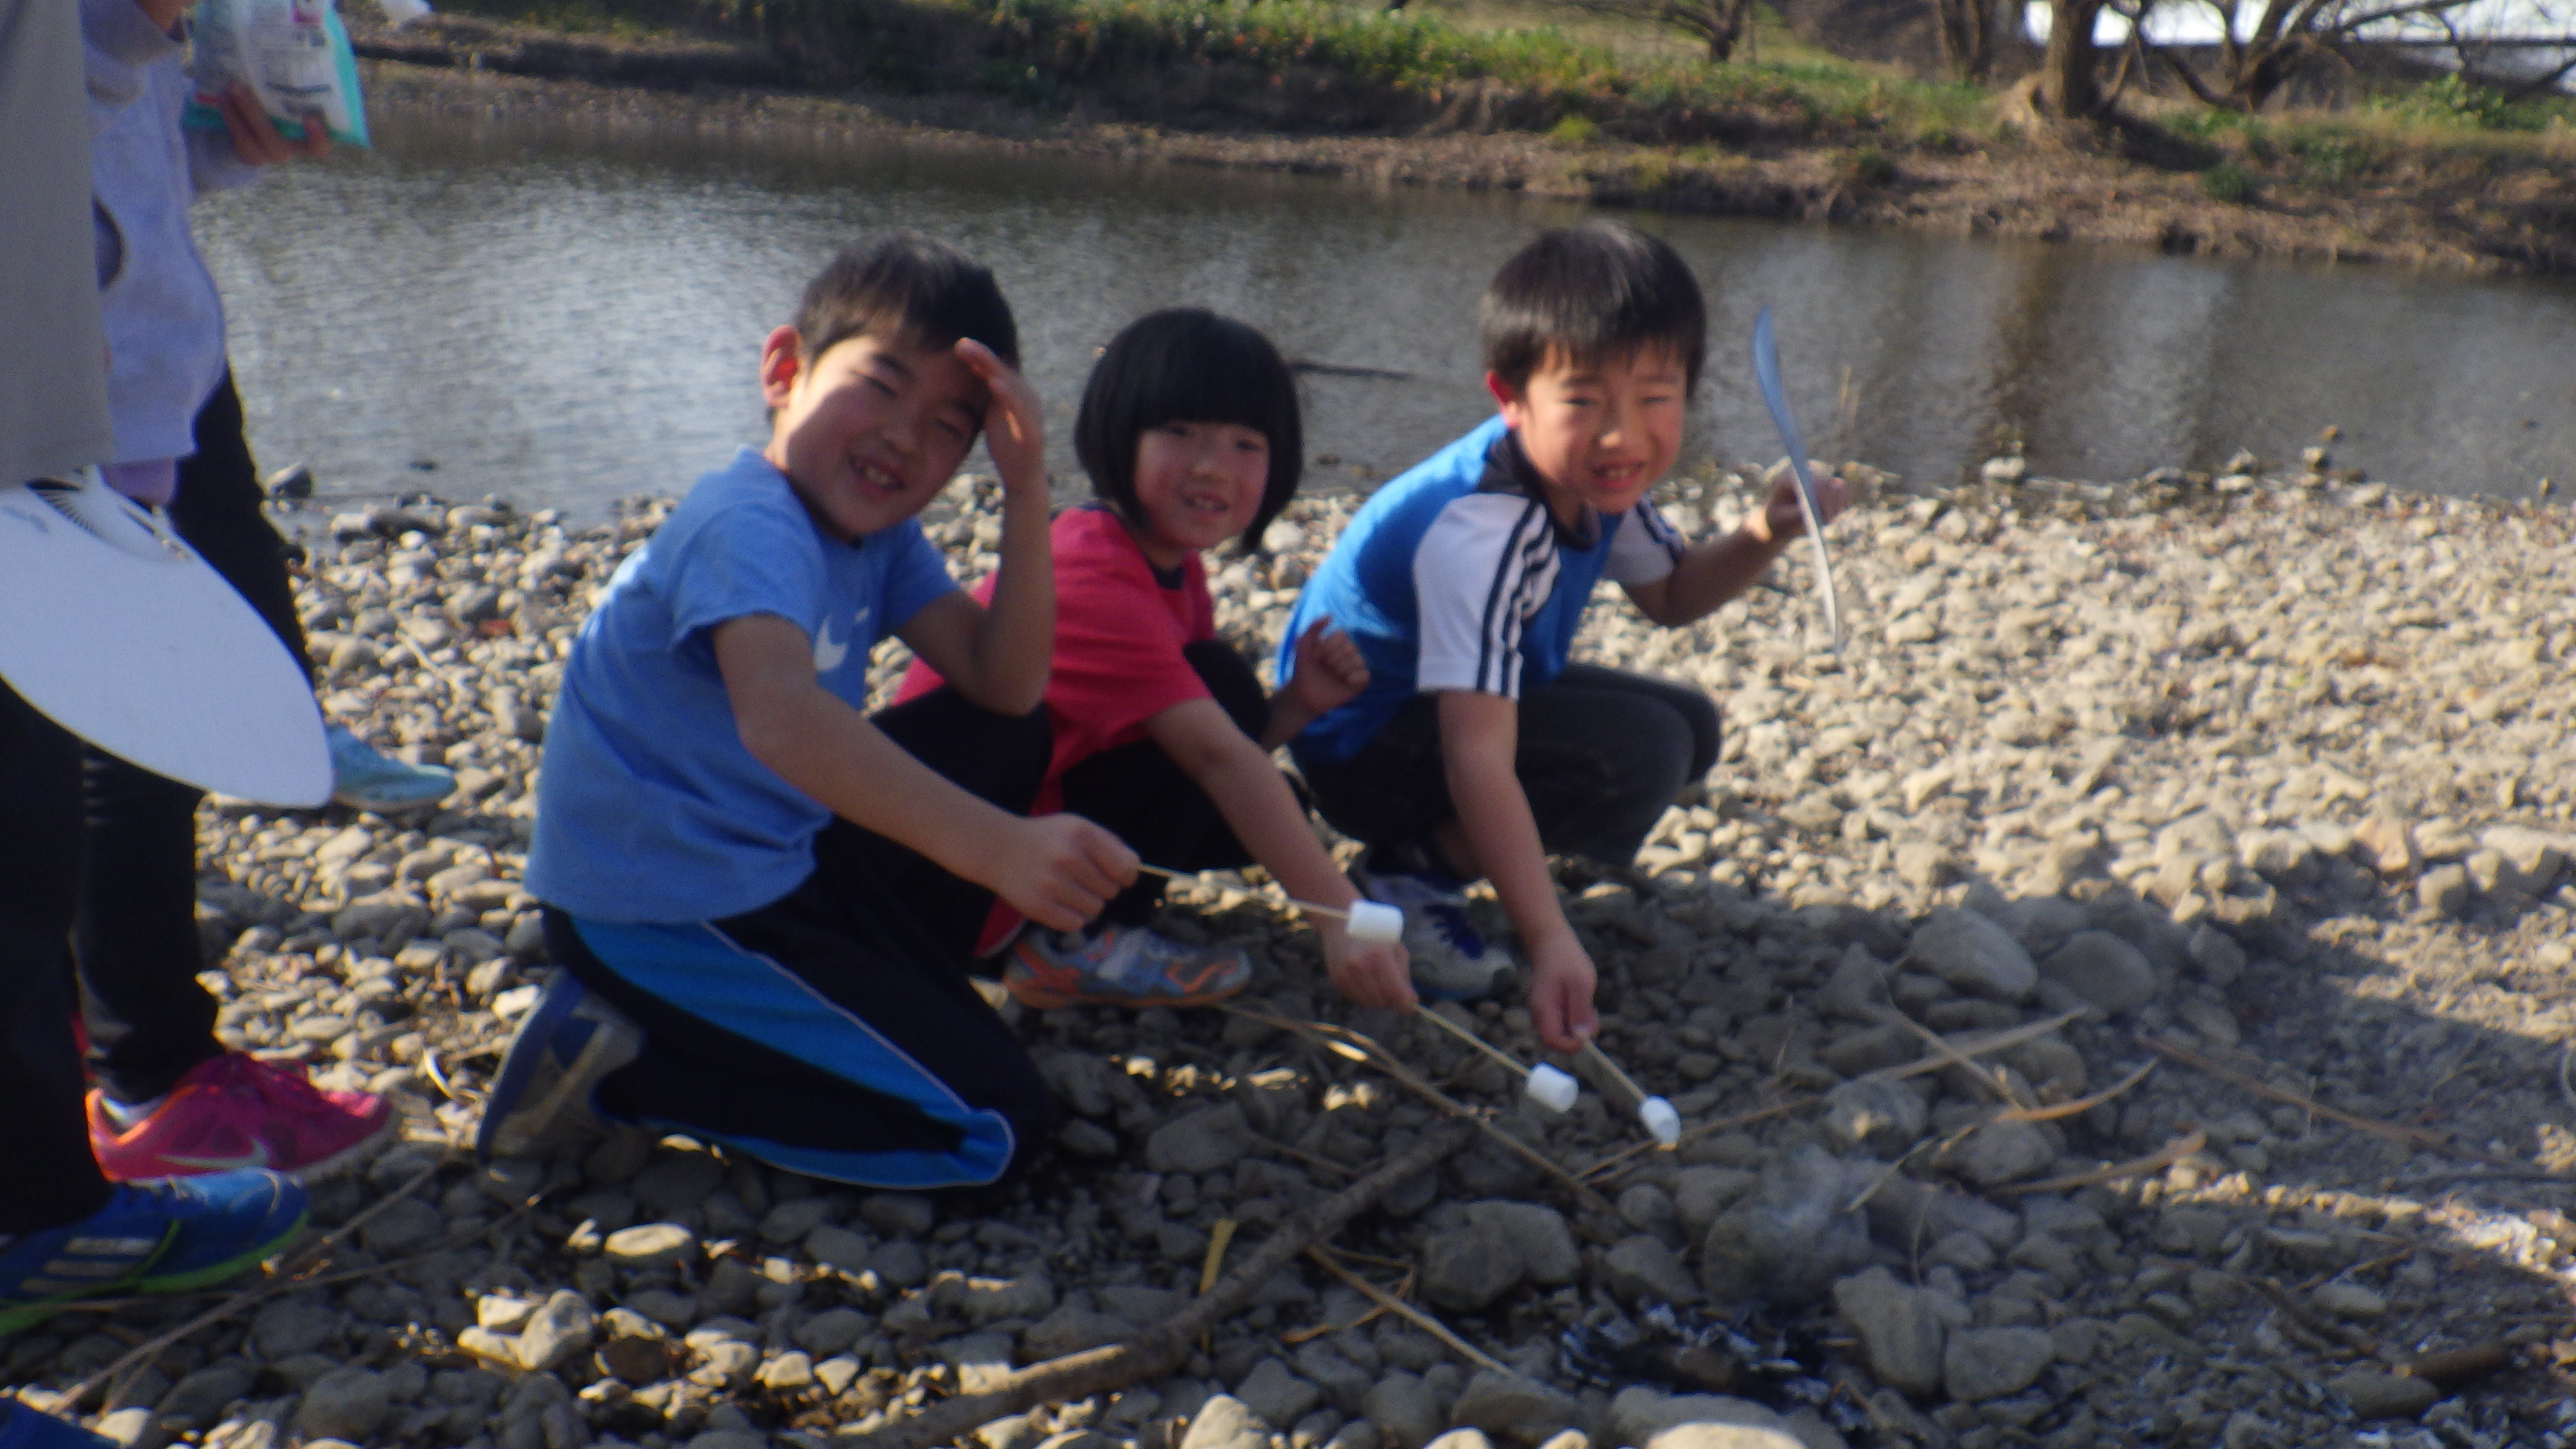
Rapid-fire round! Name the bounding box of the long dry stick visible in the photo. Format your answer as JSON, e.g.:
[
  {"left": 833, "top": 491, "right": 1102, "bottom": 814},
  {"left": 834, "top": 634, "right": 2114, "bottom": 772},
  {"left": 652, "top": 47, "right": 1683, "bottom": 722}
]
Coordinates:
[
  {"left": 1221, "top": 1005, "right": 1611, "bottom": 1214},
  {"left": 1305, "top": 1247, "right": 1511, "bottom": 1375},
  {"left": 1578, "top": 1096, "right": 1819, "bottom": 1182},
  {"left": 1996, "top": 1130, "right": 2207, "bottom": 1197},
  {"left": 2141, "top": 1034, "right": 2552, "bottom": 1174},
  {"left": 849, "top": 1121, "right": 1472, "bottom": 1449}
]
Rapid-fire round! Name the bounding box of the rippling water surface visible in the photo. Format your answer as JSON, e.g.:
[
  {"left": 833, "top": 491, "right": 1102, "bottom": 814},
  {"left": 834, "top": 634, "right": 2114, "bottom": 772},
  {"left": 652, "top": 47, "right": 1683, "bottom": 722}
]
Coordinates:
[{"left": 197, "top": 103, "right": 2576, "bottom": 517}]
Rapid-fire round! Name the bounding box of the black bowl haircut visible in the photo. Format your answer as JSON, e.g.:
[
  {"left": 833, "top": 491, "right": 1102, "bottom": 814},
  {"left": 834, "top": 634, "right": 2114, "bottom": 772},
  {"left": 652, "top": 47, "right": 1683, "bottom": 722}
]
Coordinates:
[
  {"left": 1480, "top": 220, "right": 1707, "bottom": 395},
  {"left": 1074, "top": 308, "right": 1304, "bottom": 556},
  {"left": 793, "top": 233, "right": 1020, "bottom": 372}
]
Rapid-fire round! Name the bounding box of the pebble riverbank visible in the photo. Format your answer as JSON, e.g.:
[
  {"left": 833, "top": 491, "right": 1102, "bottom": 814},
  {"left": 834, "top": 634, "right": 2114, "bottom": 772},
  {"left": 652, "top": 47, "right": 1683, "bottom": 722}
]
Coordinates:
[{"left": 14, "top": 458, "right": 2576, "bottom": 1449}]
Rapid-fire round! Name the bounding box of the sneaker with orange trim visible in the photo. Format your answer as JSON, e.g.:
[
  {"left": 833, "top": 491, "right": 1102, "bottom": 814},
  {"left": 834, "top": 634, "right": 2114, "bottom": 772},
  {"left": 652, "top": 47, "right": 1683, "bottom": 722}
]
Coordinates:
[
  {"left": 1004, "top": 924, "right": 1253, "bottom": 1010},
  {"left": 87, "top": 1053, "right": 394, "bottom": 1183}
]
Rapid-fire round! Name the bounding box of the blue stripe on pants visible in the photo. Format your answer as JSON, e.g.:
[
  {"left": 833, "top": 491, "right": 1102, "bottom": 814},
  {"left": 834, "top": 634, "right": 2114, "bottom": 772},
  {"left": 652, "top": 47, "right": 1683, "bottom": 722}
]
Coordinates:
[{"left": 569, "top": 917, "right": 1017, "bottom": 1189}]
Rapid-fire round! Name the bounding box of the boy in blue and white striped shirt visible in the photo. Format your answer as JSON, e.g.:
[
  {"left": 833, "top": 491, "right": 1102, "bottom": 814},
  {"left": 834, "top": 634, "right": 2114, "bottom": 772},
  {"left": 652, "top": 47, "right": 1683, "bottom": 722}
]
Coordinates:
[{"left": 1278, "top": 221, "right": 1846, "bottom": 1050}]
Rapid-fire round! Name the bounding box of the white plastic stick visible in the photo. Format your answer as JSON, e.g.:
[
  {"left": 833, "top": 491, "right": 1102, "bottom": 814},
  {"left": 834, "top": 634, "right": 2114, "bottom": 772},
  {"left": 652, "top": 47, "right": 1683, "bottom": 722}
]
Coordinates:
[{"left": 1136, "top": 864, "right": 1403, "bottom": 943}]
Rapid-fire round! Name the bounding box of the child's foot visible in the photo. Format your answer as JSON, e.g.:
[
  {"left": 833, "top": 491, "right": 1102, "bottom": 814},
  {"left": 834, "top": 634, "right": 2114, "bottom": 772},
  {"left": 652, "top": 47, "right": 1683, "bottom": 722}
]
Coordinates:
[
  {"left": 0, "top": 1169, "right": 307, "bottom": 1337},
  {"left": 475, "top": 970, "right": 642, "bottom": 1163},
  {"left": 1005, "top": 924, "right": 1253, "bottom": 1010},
  {"left": 325, "top": 724, "right": 456, "bottom": 813},
  {"left": 1352, "top": 862, "right": 1512, "bottom": 1001},
  {"left": 88, "top": 1053, "right": 394, "bottom": 1183}
]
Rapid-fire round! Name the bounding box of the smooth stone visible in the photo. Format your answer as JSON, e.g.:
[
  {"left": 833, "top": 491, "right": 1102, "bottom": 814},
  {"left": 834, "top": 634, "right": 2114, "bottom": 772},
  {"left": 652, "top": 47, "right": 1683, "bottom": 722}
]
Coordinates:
[
  {"left": 1941, "top": 1326, "right": 2054, "bottom": 1402},
  {"left": 1147, "top": 1102, "right": 1258, "bottom": 1174},
  {"left": 1832, "top": 1267, "right": 1945, "bottom": 1396},
  {"left": 2037, "top": 931, "right": 2157, "bottom": 1014},
  {"left": 1902, "top": 910, "right": 2037, "bottom": 1002}
]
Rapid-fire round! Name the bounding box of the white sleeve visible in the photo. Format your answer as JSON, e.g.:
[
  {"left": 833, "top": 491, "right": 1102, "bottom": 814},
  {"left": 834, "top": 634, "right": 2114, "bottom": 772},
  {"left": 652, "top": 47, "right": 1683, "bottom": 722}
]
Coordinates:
[
  {"left": 1413, "top": 493, "right": 1559, "bottom": 700},
  {"left": 1604, "top": 502, "right": 1686, "bottom": 585}
]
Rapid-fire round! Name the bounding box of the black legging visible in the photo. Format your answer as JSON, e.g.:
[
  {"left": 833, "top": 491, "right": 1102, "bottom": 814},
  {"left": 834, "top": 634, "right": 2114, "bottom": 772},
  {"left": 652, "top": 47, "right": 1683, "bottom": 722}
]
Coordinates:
[
  {"left": 75, "top": 372, "right": 310, "bottom": 1104},
  {"left": 0, "top": 681, "right": 113, "bottom": 1232},
  {"left": 1294, "top": 663, "right": 1722, "bottom": 869}
]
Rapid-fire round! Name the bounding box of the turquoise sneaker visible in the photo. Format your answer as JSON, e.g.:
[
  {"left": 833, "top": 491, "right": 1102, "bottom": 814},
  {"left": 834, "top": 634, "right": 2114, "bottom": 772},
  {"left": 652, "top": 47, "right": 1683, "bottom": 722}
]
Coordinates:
[
  {"left": 325, "top": 724, "right": 455, "bottom": 813},
  {"left": 475, "top": 970, "right": 642, "bottom": 1163},
  {"left": 0, "top": 1171, "right": 307, "bottom": 1337}
]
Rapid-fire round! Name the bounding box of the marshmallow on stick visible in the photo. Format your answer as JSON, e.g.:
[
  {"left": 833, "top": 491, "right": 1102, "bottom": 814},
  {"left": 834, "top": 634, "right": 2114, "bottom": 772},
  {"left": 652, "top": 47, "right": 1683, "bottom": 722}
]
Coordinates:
[
  {"left": 1136, "top": 864, "right": 1403, "bottom": 944},
  {"left": 1412, "top": 1005, "right": 1580, "bottom": 1113},
  {"left": 1579, "top": 1038, "right": 1681, "bottom": 1147}
]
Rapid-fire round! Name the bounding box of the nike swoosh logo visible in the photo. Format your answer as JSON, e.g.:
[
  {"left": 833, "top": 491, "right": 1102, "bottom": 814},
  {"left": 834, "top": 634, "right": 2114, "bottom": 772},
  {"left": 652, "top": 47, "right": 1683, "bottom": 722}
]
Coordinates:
[
  {"left": 813, "top": 618, "right": 848, "bottom": 673},
  {"left": 163, "top": 1143, "right": 275, "bottom": 1171}
]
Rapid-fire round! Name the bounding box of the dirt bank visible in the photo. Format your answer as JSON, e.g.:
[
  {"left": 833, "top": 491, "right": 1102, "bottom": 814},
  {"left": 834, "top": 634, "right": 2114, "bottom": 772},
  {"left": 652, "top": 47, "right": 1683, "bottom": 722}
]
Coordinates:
[{"left": 353, "top": 17, "right": 2576, "bottom": 278}]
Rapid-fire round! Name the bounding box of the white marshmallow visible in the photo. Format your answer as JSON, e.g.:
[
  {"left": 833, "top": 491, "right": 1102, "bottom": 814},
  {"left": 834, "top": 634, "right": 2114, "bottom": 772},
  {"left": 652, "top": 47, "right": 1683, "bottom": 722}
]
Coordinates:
[
  {"left": 1523, "top": 1063, "right": 1580, "bottom": 1113},
  {"left": 1343, "top": 900, "right": 1404, "bottom": 944},
  {"left": 1639, "top": 1096, "right": 1682, "bottom": 1147}
]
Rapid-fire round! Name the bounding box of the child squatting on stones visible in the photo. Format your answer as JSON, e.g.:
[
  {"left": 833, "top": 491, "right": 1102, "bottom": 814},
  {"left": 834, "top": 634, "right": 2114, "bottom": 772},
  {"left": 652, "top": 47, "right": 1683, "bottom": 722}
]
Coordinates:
[
  {"left": 481, "top": 234, "right": 1138, "bottom": 1188},
  {"left": 1279, "top": 220, "right": 1850, "bottom": 1053},
  {"left": 896, "top": 306, "right": 1414, "bottom": 1017}
]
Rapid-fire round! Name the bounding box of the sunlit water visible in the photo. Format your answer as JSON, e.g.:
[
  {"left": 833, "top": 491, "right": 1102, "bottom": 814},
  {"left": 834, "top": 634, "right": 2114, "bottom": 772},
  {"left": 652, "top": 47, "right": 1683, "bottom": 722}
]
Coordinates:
[{"left": 196, "top": 101, "right": 2576, "bottom": 517}]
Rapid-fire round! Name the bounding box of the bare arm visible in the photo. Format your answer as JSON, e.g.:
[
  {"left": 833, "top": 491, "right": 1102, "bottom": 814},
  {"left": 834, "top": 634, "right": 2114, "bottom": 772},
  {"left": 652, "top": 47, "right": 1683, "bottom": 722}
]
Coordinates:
[
  {"left": 1622, "top": 468, "right": 1849, "bottom": 627},
  {"left": 1436, "top": 690, "right": 1596, "bottom": 1051},
  {"left": 714, "top": 613, "right": 1133, "bottom": 930},
  {"left": 1260, "top": 616, "right": 1368, "bottom": 751},
  {"left": 893, "top": 339, "right": 1054, "bottom": 714},
  {"left": 1144, "top": 699, "right": 1414, "bottom": 1011}
]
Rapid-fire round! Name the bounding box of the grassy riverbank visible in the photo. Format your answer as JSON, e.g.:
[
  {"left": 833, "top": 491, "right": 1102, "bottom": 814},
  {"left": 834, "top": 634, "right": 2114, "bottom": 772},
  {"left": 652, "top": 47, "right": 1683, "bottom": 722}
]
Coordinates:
[{"left": 353, "top": 0, "right": 2576, "bottom": 274}]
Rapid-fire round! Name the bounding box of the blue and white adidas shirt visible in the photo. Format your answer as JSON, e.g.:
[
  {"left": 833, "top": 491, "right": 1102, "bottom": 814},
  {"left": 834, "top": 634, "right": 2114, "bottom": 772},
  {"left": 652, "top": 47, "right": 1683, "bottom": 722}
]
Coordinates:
[
  {"left": 1278, "top": 416, "right": 1684, "bottom": 765},
  {"left": 527, "top": 448, "right": 958, "bottom": 922}
]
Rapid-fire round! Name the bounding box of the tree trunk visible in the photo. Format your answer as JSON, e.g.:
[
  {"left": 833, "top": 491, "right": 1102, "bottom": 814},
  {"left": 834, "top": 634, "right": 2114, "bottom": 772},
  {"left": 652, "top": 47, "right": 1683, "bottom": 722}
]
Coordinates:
[
  {"left": 2038, "top": 0, "right": 2106, "bottom": 116},
  {"left": 1931, "top": 0, "right": 1995, "bottom": 82}
]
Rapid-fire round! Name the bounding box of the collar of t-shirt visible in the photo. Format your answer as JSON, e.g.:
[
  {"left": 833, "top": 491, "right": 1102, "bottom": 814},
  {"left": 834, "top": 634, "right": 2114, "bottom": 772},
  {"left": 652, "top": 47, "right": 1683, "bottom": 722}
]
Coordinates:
[
  {"left": 1077, "top": 500, "right": 1188, "bottom": 590},
  {"left": 1474, "top": 428, "right": 1600, "bottom": 550}
]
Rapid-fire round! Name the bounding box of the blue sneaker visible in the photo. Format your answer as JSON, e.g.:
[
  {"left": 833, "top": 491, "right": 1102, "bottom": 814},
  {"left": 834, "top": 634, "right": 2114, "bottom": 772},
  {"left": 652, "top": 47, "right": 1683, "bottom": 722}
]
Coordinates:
[
  {"left": 325, "top": 724, "right": 454, "bottom": 813},
  {"left": 1352, "top": 863, "right": 1511, "bottom": 1001},
  {"left": 0, "top": 1399, "right": 116, "bottom": 1448},
  {"left": 0, "top": 1171, "right": 306, "bottom": 1337},
  {"left": 475, "top": 969, "right": 642, "bottom": 1163}
]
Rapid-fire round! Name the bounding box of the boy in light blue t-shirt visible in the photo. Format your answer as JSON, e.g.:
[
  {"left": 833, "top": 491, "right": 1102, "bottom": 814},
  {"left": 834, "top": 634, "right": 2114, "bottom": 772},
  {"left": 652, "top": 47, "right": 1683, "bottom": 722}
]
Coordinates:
[{"left": 487, "top": 235, "right": 1138, "bottom": 1188}]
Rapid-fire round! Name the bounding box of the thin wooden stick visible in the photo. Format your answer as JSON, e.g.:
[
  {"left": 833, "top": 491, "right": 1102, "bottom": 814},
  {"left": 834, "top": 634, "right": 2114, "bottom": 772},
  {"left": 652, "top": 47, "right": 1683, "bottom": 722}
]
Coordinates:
[
  {"left": 1306, "top": 1247, "right": 1512, "bottom": 1375},
  {"left": 1995, "top": 1130, "right": 2206, "bottom": 1197},
  {"left": 850, "top": 1123, "right": 1474, "bottom": 1449},
  {"left": 1413, "top": 1005, "right": 1531, "bottom": 1079},
  {"left": 1856, "top": 1010, "right": 2088, "bottom": 1088},
  {"left": 1886, "top": 1011, "right": 2033, "bottom": 1110},
  {"left": 2141, "top": 1034, "right": 2549, "bottom": 1173},
  {"left": 1578, "top": 1039, "right": 1649, "bottom": 1106},
  {"left": 1221, "top": 1004, "right": 1612, "bottom": 1214},
  {"left": 1578, "top": 1095, "right": 1819, "bottom": 1182},
  {"left": 1138, "top": 863, "right": 1354, "bottom": 922}
]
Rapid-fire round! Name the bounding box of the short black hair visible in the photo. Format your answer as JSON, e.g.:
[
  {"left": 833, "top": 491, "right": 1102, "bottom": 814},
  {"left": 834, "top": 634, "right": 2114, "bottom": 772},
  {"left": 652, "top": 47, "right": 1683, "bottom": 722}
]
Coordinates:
[
  {"left": 792, "top": 232, "right": 1019, "bottom": 369},
  {"left": 1074, "top": 309, "right": 1304, "bottom": 555},
  {"left": 1480, "top": 220, "right": 1706, "bottom": 394}
]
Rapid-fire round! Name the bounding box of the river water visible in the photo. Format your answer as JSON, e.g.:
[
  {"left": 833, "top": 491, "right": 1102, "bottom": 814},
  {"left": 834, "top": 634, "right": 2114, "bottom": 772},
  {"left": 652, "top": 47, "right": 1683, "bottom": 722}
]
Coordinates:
[{"left": 197, "top": 101, "right": 2575, "bottom": 518}]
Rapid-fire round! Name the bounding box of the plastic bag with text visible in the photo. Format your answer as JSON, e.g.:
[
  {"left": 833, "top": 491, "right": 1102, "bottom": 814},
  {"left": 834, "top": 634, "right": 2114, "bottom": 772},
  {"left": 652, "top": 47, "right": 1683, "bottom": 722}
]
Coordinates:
[{"left": 183, "top": 0, "right": 371, "bottom": 148}]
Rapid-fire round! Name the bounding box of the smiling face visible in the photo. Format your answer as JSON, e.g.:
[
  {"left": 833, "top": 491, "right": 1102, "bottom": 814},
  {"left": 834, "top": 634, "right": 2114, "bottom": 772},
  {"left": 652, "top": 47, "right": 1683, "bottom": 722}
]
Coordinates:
[
  {"left": 760, "top": 328, "right": 984, "bottom": 542},
  {"left": 1124, "top": 420, "right": 1271, "bottom": 569},
  {"left": 1490, "top": 344, "right": 1688, "bottom": 529}
]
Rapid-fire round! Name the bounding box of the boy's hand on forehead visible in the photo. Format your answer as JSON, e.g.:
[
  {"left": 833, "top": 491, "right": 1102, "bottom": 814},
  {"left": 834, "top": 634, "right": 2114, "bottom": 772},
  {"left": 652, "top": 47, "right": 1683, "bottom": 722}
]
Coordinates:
[{"left": 955, "top": 339, "right": 1046, "bottom": 494}]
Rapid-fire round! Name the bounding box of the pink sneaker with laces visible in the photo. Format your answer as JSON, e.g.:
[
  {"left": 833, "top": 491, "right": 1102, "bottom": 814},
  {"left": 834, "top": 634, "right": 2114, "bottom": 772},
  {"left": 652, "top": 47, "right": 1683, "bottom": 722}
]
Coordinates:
[{"left": 88, "top": 1053, "right": 395, "bottom": 1182}]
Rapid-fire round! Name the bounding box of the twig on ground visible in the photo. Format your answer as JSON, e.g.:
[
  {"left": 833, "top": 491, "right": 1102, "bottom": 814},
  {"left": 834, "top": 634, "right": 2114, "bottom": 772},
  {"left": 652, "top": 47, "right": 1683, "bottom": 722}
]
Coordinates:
[
  {"left": 1250, "top": 1131, "right": 1356, "bottom": 1181},
  {"left": 1887, "top": 1010, "right": 2033, "bottom": 1109},
  {"left": 1993, "top": 1060, "right": 2157, "bottom": 1125},
  {"left": 2144, "top": 1035, "right": 2553, "bottom": 1176},
  {"left": 849, "top": 1122, "right": 1474, "bottom": 1449},
  {"left": 1306, "top": 1247, "right": 1512, "bottom": 1376},
  {"left": 2234, "top": 1271, "right": 2381, "bottom": 1358},
  {"left": 1578, "top": 1096, "right": 1819, "bottom": 1182},
  {"left": 1996, "top": 1131, "right": 2208, "bottom": 1197},
  {"left": 1856, "top": 1010, "right": 2089, "bottom": 1090}
]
